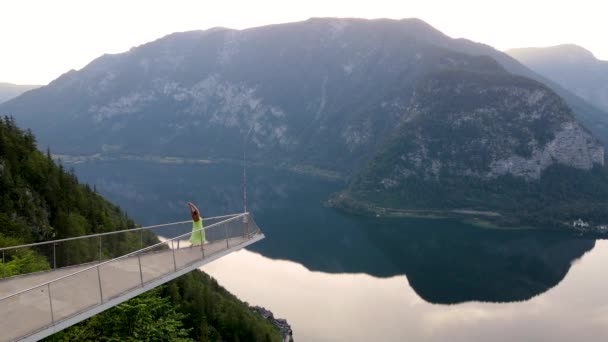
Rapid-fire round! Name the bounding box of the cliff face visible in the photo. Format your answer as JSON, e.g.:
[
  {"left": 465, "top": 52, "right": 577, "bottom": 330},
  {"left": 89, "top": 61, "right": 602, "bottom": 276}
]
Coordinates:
[
  {"left": 369, "top": 70, "right": 604, "bottom": 188},
  {"left": 488, "top": 121, "right": 603, "bottom": 180}
]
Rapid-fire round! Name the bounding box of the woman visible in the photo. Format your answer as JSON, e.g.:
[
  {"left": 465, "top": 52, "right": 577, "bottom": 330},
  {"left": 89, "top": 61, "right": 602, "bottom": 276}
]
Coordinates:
[{"left": 188, "top": 202, "right": 206, "bottom": 245}]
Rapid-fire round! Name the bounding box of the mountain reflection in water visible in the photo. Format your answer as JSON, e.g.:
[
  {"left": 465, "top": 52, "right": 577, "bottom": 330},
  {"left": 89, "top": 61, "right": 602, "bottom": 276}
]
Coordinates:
[{"left": 203, "top": 244, "right": 608, "bottom": 342}]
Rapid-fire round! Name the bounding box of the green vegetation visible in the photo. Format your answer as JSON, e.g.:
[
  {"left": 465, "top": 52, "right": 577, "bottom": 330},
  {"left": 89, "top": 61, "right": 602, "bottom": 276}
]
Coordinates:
[
  {"left": 162, "top": 271, "right": 281, "bottom": 342},
  {"left": 0, "top": 233, "right": 50, "bottom": 276},
  {"left": 48, "top": 272, "right": 281, "bottom": 342},
  {"left": 47, "top": 288, "right": 191, "bottom": 342},
  {"left": 0, "top": 116, "right": 281, "bottom": 341},
  {"left": 46, "top": 272, "right": 280, "bottom": 342},
  {"left": 0, "top": 116, "right": 156, "bottom": 260},
  {"left": 341, "top": 164, "right": 608, "bottom": 229}
]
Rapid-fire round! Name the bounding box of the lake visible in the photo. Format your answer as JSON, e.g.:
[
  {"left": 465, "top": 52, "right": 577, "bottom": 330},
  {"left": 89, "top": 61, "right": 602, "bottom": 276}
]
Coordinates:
[{"left": 69, "top": 159, "right": 608, "bottom": 341}]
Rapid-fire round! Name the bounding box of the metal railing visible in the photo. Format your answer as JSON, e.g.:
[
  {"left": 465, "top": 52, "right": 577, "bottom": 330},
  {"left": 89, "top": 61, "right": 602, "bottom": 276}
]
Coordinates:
[
  {"left": 0, "top": 212, "right": 261, "bottom": 342},
  {"left": 0, "top": 213, "right": 240, "bottom": 279}
]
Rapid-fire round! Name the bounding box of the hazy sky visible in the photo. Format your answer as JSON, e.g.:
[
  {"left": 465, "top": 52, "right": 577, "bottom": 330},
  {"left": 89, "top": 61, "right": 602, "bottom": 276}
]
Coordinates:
[{"left": 1, "top": 0, "right": 606, "bottom": 85}]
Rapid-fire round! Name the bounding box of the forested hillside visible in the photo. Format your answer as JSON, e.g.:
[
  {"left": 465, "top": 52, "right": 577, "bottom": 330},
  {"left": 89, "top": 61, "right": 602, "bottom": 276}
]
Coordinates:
[
  {"left": 0, "top": 116, "right": 281, "bottom": 341},
  {"left": 0, "top": 115, "right": 153, "bottom": 271}
]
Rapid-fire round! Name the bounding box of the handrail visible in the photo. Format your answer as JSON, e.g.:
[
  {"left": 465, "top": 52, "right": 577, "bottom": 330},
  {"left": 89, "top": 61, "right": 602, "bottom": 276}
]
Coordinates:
[
  {"left": 0, "top": 213, "right": 240, "bottom": 252},
  {"left": 0, "top": 212, "right": 249, "bottom": 302}
]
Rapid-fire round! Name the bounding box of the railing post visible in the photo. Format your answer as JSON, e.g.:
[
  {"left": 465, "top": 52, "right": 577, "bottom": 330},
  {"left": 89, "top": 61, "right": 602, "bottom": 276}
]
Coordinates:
[
  {"left": 47, "top": 283, "right": 55, "bottom": 325},
  {"left": 140, "top": 229, "right": 144, "bottom": 249},
  {"left": 1, "top": 251, "right": 5, "bottom": 278},
  {"left": 172, "top": 244, "right": 177, "bottom": 271},
  {"left": 53, "top": 243, "right": 56, "bottom": 269},
  {"left": 98, "top": 236, "right": 102, "bottom": 262},
  {"left": 137, "top": 254, "right": 144, "bottom": 287},
  {"left": 97, "top": 266, "right": 104, "bottom": 303},
  {"left": 201, "top": 238, "right": 205, "bottom": 259},
  {"left": 225, "top": 223, "right": 229, "bottom": 248},
  {"left": 243, "top": 214, "right": 250, "bottom": 239}
]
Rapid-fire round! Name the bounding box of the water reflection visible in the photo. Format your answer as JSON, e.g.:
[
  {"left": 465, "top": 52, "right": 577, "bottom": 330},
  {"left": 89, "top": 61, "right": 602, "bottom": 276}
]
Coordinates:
[
  {"left": 71, "top": 160, "right": 595, "bottom": 304},
  {"left": 203, "top": 244, "right": 608, "bottom": 342}
]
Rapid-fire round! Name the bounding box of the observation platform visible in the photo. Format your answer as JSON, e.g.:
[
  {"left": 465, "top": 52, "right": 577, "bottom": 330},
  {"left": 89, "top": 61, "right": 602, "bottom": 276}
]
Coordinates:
[{"left": 0, "top": 213, "right": 263, "bottom": 341}]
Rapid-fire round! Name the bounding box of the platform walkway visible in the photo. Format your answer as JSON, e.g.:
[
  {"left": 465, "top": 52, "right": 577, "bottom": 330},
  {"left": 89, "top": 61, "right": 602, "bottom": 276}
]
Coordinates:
[{"left": 0, "top": 213, "right": 263, "bottom": 341}]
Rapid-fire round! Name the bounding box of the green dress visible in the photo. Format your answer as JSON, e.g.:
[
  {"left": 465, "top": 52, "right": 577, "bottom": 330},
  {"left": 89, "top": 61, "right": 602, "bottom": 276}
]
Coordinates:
[{"left": 189, "top": 218, "right": 205, "bottom": 245}]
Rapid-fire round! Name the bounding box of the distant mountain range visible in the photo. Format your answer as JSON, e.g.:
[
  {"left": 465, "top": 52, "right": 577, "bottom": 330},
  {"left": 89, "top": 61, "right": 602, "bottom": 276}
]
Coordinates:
[
  {"left": 2, "top": 18, "right": 608, "bottom": 228},
  {"left": 508, "top": 44, "right": 608, "bottom": 113},
  {"left": 0, "top": 83, "right": 40, "bottom": 104}
]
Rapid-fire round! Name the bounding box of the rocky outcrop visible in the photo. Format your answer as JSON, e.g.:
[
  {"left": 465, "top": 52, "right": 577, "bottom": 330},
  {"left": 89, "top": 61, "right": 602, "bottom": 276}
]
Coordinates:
[
  {"left": 252, "top": 306, "right": 293, "bottom": 342},
  {"left": 488, "top": 122, "right": 604, "bottom": 180},
  {"left": 365, "top": 69, "right": 605, "bottom": 187}
]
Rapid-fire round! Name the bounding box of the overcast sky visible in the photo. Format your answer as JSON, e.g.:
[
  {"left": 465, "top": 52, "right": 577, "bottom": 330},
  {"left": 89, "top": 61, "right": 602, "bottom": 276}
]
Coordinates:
[{"left": 1, "top": 0, "right": 606, "bottom": 85}]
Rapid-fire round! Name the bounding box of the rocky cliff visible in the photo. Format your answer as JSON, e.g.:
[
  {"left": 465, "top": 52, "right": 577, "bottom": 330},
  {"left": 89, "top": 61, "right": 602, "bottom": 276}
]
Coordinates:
[{"left": 370, "top": 70, "right": 604, "bottom": 185}]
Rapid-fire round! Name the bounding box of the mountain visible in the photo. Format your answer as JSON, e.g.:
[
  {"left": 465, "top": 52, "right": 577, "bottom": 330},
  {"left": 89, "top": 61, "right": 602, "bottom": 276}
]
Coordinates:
[
  {"left": 3, "top": 18, "right": 608, "bottom": 228},
  {"left": 336, "top": 67, "right": 608, "bottom": 228},
  {"left": 406, "top": 31, "right": 608, "bottom": 147},
  {"left": 2, "top": 18, "right": 608, "bottom": 169},
  {"left": 0, "top": 18, "right": 513, "bottom": 173},
  {"left": 0, "top": 83, "right": 40, "bottom": 104},
  {"left": 508, "top": 45, "right": 608, "bottom": 112}
]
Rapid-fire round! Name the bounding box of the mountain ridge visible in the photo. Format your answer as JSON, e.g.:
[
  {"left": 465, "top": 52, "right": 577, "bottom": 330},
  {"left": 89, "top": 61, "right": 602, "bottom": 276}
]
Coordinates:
[
  {"left": 5, "top": 18, "right": 608, "bottom": 153},
  {"left": 0, "top": 82, "right": 41, "bottom": 104},
  {"left": 507, "top": 45, "right": 608, "bottom": 113}
]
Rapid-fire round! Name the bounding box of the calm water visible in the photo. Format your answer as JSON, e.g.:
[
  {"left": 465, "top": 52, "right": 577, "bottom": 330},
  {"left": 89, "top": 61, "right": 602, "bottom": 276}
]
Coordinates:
[{"left": 70, "top": 159, "right": 608, "bottom": 341}]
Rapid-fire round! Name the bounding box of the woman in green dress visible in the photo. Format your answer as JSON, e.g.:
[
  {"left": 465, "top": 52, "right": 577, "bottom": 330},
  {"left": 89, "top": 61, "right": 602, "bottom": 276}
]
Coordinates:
[{"left": 188, "top": 202, "right": 205, "bottom": 245}]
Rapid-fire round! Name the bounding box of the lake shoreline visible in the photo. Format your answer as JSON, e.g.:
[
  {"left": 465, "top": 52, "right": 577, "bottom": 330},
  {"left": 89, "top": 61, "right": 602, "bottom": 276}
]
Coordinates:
[
  {"left": 54, "top": 153, "right": 347, "bottom": 182},
  {"left": 325, "top": 192, "right": 575, "bottom": 232},
  {"left": 59, "top": 153, "right": 607, "bottom": 237}
]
